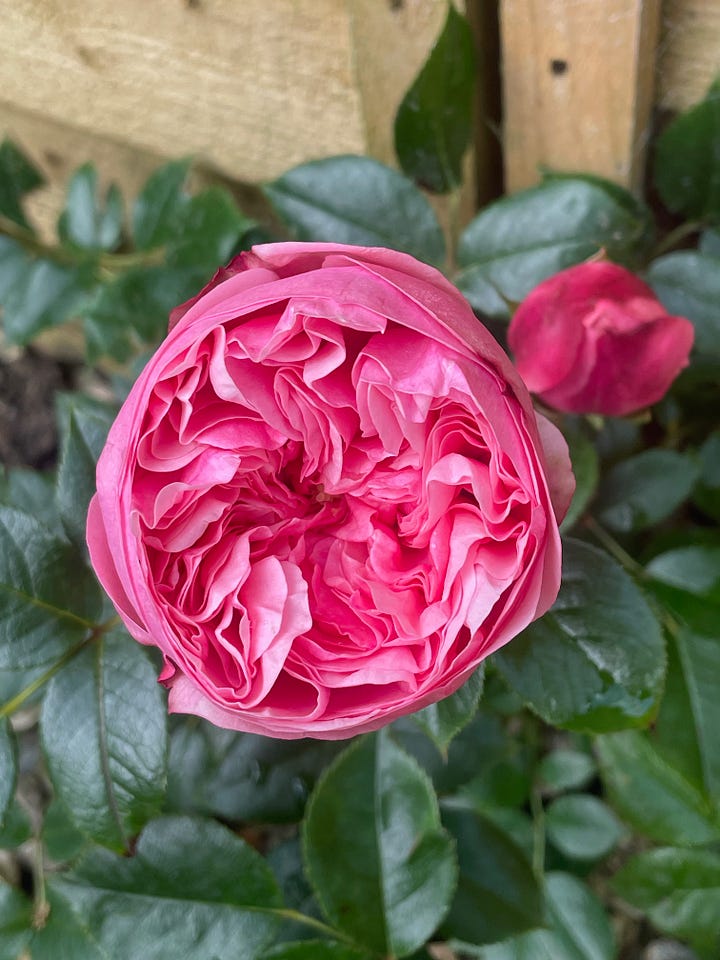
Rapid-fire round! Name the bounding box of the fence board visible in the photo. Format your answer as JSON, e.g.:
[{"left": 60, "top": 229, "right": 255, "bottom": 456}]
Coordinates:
[
  {"left": 657, "top": 0, "right": 720, "bottom": 111},
  {"left": 500, "top": 0, "right": 661, "bottom": 192},
  {"left": 0, "top": 0, "right": 368, "bottom": 182}
]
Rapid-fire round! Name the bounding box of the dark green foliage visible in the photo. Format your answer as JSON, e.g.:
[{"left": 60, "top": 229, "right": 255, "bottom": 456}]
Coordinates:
[
  {"left": 264, "top": 155, "right": 446, "bottom": 266},
  {"left": 457, "top": 175, "right": 653, "bottom": 316},
  {"left": 394, "top": 4, "right": 475, "bottom": 193}
]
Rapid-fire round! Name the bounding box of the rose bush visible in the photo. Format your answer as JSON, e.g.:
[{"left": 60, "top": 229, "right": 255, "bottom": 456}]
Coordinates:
[
  {"left": 507, "top": 261, "right": 694, "bottom": 417},
  {"left": 87, "top": 242, "right": 573, "bottom": 739}
]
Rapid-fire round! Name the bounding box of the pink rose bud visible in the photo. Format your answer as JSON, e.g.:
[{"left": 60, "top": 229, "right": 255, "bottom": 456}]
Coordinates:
[
  {"left": 508, "top": 261, "right": 695, "bottom": 417},
  {"left": 87, "top": 243, "right": 574, "bottom": 740}
]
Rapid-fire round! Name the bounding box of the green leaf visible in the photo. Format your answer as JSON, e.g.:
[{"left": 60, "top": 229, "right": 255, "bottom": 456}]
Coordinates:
[
  {"left": 653, "top": 584, "right": 720, "bottom": 638},
  {"left": 132, "top": 159, "right": 190, "bottom": 250},
  {"left": 35, "top": 816, "right": 283, "bottom": 960},
  {"left": 82, "top": 265, "right": 199, "bottom": 361},
  {"left": 0, "top": 467, "right": 59, "bottom": 531},
  {"left": 455, "top": 754, "right": 531, "bottom": 814},
  {"left": 479, "top": 808, "right": 535, "bottom": 864},
  {"left": 168, "top": 186, "right": 254, "bottom": 270},
  {"left": 266, "top": 837, "right": 323, "bottom": 943},
  {"left": 670, "top": 627, "right": 720, "bottom": 801},
  {"left": 494, "top": 539, "right": 665, "bottom": 732},
  {"left": 394, "top": 4, "right": 474, "bottom": 193},
  {"left": 646, "top": 556, "right": 720, "bottom": 637},
  {"left": 646, "top": 540, "right": 720, "bottom": 637},
  {"left": 545, "top": 794, "right": 623, "bottom": 862},
  {"left": 394, "top": 706, "right": 532, "bottom": 809},
  {"left": 29, "top": 891, "right": 107, "bottom": 960},
  {"left": 595, "top": 449, "right": 698, "bottom": 533},
  {"left": 699, "top": 226, "right": 720, "bottom": 255},
  {"left": 537, "top": 749, "right": 597, "bottom": 795},
  {"left": 0, "top": 667, "right": 47, "bottom": 718},
  {"left": 694, "top": 431, "right": 720, "bottom": 520},
  {"left": 613, "top": 847, "right": 720, "bottom": 959},
  {"left": 593, "top": 416, "right": 641, "bottom": 463},
  {"left": 0, "top": 506, "right": 103, "bottom": 671},
  {"left": 648, "top": 251, "right": 720, "bottom": 358},
  {"left": 654, "top": 78, "right": 720, "bottom": 221},
  {"left": 262, "top": 943, "right": 372, "bottom": 960},
  {"left": 412, "top": 665, "right": 484, "bottom": 751},
  {"left": 2, "top": 259, "right": 92, "bottom": 345},
  {"left": 166, "top": 718, "right": 342, "bottom": 823},
  {"left": 55, "top": 393, "right": 116, "bottom": 546},
  {"left": 0, "top": 798, "right": 31, "bottom": 849},
  {"left": 560, "top": 429, "right": 599, "bottom": 532},
  {"left": 457, "top": 177, "right": 653, "bottom": 316},
  {"left": 652, "top": 633, "right": 706, "bottom": 792},
  {"left": 597, "top": 731, "right": 720, "bottom": 846},
  {"left": 42, "top": 799, "right": 88, "bottom": 864},
  {"left": 470, "top": 872, "right": 615, "bottom": 960},
  {"left": 303, "top": 731, "right": 457, "bottom": 957},
  {"left": 646, "top": 546, "right": 720, "bottom": 800},
  {"left": 0, "top": 881, "right": 32, "bottom": 959},
  {"left": 647, "top": 545, "right": 720, "bottom": 601},
  {"left": 0, "top": 718, "right": 16, "bottom": 826},
  {"left": 41, "top": 625, "right": 167, "bottom": 850},
  {"left": 264, "top": 156, "right": 446, "bottom": 266},
  {"left": 439, "top": 802, "right": 542, "bottom": 946},
  {"left": 58, "top": 164, "right": 124, "bottom": 251},
  {"left": 0, "top": 138, "right": 44, "bottom": 229},
  {"left": 0, "top": 236, "right": 30, "bottom": 300}
]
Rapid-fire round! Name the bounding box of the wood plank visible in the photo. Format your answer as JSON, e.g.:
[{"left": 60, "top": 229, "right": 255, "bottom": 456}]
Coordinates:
[
  {"left": 657, "top": 0, "right": 720, "bottom": 112},
  {"left": 500, "top": 0, "right": 661, "bottom": 192},
  {"left": 0, "top": 0, "right": 366, "bottom": 184}
]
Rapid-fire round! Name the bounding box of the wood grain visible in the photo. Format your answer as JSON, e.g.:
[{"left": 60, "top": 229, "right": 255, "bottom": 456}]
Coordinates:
[
  {"left": 0, "top": 0, "right": 367, "bottom": 183},
  {"left": 500, "top": 0, "right": 661, "bottom": 192},
  {"left": 0, "top": 0, "right": 463, "bottom": 236},
  {"left": 657, "top": 0, "right": 720, "bottom": 111}
]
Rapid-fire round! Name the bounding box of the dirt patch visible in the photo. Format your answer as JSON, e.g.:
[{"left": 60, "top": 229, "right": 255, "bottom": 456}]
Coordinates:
[{"left": 0, "top": 349, "right": 76, "bottom": 469}]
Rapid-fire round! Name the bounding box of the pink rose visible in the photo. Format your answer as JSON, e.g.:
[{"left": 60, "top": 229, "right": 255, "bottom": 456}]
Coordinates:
[
  {"left": 508, "top": 261, "right": 694, "bottom": 417},
  {"left": 87, "top": 243, "right": 573, "bottom": 740}
]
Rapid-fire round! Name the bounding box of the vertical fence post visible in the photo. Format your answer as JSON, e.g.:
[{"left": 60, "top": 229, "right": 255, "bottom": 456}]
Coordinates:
[{"left": 500, "top": 0, "right": 661, "bottom": 193}]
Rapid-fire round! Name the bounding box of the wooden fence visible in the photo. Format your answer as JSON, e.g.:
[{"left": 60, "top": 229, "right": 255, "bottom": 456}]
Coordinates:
[{"left": 0, "top": 0, "right": 718, "bottom": 236}]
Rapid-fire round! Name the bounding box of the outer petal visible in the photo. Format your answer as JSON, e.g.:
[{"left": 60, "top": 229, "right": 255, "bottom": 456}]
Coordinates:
[
  {"left": 534, "top": 413, "right": 575, "bottom": 523},
  {"left": 509, "top": 260, "right": 695, "bottom": 417},
  {"left": 87, "top": 242, "right": 571, "bottom": 739},
  {"left": 86, "top": 495, "right": 150, "bottom": 644}
]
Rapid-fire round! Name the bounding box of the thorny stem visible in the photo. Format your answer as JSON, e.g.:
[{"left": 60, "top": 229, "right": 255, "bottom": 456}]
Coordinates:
[
  {"left": 529, "top": 786, "right": 545, "bottom": 882},
  {"left": 445, "top": 185, "right": 463, "bottom": 275},
  {"left": 0, "top": 214, "right": 165, "bottom": 275},
  {"left": 650, "top": 219, "right": 704, "bottom": 259},
  {"left": 31, "top": 837, "right": 49, "bottom": 930},
  {"left": 98, "top": 247, "right": 166, "bottom": 272},
  {"left": 0, "top": 617, "right": 119, "bottom": 719},
  {"left": 271, "top": 908, "right": 366, "bottom": 949},
  {"left": 583, "top": 516, "right": 646, "bottom": 579},
  {"left": 584, "top": 517, "right": 684, "bottom": 639},
  {"left": 0, "top": 215, "right": 77, "bottom": 267}
]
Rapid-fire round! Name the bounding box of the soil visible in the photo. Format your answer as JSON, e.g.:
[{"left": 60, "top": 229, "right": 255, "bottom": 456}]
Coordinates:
[{"left": 0, "top": 349, "right": 77, "bottom": 469}]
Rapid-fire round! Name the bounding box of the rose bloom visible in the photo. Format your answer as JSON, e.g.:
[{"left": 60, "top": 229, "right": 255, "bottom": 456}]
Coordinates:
[
  {"left": 508, "top": 261, "right": 694, "bottom": 417},
  {"left": 87, "top": 243, "right": 573, "bottom": 739}
]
